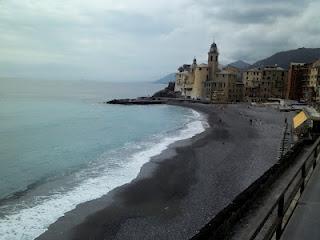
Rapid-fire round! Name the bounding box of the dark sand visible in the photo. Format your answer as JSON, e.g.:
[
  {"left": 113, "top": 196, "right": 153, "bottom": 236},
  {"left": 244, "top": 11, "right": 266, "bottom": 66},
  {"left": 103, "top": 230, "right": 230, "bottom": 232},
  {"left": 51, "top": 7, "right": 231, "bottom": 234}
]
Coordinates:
[{"left": 37, "top": 103, "right": 287, "bottom": 240}]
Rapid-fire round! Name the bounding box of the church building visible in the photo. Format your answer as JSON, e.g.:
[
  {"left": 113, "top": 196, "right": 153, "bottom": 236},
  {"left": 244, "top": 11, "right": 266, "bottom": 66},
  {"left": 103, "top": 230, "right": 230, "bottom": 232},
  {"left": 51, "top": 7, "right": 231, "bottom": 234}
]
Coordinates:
[{"left": 174, "top": 42, "right": 243, "bottom": 102}]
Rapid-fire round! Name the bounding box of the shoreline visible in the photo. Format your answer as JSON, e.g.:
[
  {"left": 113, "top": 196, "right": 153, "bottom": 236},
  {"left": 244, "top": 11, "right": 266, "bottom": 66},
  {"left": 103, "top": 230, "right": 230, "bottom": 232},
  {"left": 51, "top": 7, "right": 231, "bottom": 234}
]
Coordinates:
[
  {"left": 37, "top": 103, "right": 287, "bottom": 240},
  {"left": 0, "top": 104, "right": 206, "bottom": 240},
  {"left": 35, "top": 104, "right": 209, "bottom": 240}
]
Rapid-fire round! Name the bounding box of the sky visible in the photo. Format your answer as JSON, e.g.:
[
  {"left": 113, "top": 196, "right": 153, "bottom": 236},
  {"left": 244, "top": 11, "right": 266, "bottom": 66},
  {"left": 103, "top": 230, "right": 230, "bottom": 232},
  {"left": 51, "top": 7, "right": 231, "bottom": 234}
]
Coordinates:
[{"left": 0, "top": 0, "right": 319, "bottom": 82}]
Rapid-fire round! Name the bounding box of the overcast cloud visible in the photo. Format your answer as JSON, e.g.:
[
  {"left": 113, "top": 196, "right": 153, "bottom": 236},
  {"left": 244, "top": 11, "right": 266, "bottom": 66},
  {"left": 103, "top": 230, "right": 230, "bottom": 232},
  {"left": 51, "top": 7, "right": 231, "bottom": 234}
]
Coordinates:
[{"left": 0, "top": 0, "right": 319, "bottom": 81}]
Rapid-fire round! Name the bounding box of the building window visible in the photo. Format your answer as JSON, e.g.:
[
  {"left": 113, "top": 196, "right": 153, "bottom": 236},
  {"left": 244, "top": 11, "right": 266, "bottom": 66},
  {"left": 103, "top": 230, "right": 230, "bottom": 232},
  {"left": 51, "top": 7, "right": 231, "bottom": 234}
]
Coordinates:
[
  {"left": 216, "top": 56, "right": 218, "bottom": 61},
  {"left": 210, "top": 56, "right": 213, "bottom": 61}
]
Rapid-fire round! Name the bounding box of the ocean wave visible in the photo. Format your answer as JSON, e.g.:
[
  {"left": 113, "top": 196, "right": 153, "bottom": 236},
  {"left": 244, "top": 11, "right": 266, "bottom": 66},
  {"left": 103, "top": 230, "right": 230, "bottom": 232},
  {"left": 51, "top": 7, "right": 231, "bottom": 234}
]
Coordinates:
[{"left": 0, "top": 109, "right": 208, "bottom": 240}]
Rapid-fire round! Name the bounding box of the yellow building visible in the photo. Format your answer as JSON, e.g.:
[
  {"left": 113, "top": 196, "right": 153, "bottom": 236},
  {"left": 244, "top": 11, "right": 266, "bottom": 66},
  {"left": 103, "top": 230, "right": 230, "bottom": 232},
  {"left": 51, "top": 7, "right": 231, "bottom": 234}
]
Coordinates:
[
  {"left": 205, "top": 71, "right": 240, "bottom": 102},
  {"left": 174, "top": 59, "right": 209, "bottom": 99},
  {"left": 204, "top": 43, "right": 241, "bottom": 102},
  {"left": 243, "top": 66, "right": 288, "bottom": 101},
  {"left": 193, "top": 64, "right": 209, "bottom": 98},
  {"left": 308, "top": 59, "right": 320, "bottom": 101},
  {"left": 174, "top": 42, "right": 243, "bottom": 102}
]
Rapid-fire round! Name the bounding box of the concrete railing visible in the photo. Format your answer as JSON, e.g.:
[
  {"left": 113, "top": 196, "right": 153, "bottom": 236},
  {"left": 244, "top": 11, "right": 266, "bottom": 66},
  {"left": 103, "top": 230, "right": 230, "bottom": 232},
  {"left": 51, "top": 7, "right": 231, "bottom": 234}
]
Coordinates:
[
  {"left": 249, "top": 137, "right": 320, "bottom": 240},
  {"left": 191, "top": 138, "right": 318, "bottom": 240}
]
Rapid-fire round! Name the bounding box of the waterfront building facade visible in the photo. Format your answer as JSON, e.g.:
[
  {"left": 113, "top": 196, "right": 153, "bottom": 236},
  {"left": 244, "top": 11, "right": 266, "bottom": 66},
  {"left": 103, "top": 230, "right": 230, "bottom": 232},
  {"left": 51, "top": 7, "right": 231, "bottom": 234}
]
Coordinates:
[
  {"left": 175, "top": 60, "right": 208, "bottom": 99},
  {"left": 285, "top": 60, "right": 320, "bottom": 102},
  {"left": 204, "top": 70, "right": 243, "bottom": 102},
  {"left": 174, "top": 42, "right": 320, "bottom": 103},
  {"left": 175, "top": 64, "right": 192, "bottom": 96},
  {"left": 286, "top": 63, "right": 312, "bottom": 102},
  {"left": 309, "top": 60, "right": 320, "bottom": 102},
  {"left": 174, "top": 42, "right": 241, "bottom": 102},
  {"left": 243, "top": 66, "right": 288, "bottom": 101},
  {"left": 243, "top": 68, "right": 262, "bottom": 101},
  {"left": 204, "top": 43, "right": 242, "bottom": 102}
]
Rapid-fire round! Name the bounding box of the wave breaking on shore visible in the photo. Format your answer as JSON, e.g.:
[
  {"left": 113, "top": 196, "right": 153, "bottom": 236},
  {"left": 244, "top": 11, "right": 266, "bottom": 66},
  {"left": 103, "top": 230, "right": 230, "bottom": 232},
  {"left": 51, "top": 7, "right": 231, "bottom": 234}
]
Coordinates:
[{"left": 0, "top": 109, "right": 208, "bottom": 240}]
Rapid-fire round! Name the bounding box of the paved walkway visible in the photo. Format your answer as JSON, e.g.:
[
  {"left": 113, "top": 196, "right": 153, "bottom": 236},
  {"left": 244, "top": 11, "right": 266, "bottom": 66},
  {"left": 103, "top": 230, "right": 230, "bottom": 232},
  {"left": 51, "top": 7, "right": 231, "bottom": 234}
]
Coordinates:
[{"left": 282, "top": 162, "right": 320, "bottom": 240}]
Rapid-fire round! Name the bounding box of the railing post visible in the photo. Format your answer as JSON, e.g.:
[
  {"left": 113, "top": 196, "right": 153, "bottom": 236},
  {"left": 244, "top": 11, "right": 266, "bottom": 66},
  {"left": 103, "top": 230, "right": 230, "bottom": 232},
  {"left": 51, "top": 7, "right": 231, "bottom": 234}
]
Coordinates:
[
  {"left": 276, "top": 194, "right": 285, "bottom": 240},
  {"left": 314, "top": 147, "right": 318, "bottom": 169},
  {"left": 301, "top": 162, "right": 306, "bottom": 194}
]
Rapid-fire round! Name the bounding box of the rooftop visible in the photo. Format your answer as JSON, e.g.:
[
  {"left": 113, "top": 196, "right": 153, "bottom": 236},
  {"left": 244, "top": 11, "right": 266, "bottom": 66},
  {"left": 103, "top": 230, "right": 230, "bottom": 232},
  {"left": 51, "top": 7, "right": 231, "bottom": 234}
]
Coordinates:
[
  {"left": 312, "top": 59, "right": 320, "bottom": 67},
  {"left": 218, "top": 70, "right": 236, "bottom": 75},
  {"left": 197, "top": 63, "right": 208, "bottom": 68}
]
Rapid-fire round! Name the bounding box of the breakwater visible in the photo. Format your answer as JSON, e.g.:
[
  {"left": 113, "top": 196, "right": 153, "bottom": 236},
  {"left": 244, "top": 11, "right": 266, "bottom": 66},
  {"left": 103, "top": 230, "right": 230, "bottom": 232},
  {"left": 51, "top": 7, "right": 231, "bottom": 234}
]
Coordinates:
[{"left": 106, "top": 97, "right": 211, "bottom": 105}]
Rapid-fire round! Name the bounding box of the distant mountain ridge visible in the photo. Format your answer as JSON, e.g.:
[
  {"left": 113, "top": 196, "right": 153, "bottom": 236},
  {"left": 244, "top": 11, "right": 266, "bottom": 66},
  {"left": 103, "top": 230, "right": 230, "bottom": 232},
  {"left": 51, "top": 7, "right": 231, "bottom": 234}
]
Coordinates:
[
  {"left": 228, "top": 60, "right": 251, "bottom": 70},
  {"left": 154, "top": 73, "right": 176, "bottom": 84},
  {"left": 251, "top": 47, "right": 320, "bottom": 69}
]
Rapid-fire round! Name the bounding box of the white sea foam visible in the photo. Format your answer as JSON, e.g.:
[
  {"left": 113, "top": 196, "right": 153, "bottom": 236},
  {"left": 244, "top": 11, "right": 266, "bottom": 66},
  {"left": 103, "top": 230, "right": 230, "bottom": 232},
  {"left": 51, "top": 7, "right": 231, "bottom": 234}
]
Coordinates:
[{"left": 0, "top": 109, "right": 207, "bottom": 240}]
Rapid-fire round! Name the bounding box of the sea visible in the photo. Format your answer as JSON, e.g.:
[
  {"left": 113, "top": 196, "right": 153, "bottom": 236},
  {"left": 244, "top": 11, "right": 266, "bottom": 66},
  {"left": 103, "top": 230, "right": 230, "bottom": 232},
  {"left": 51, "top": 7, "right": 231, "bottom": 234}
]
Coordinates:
[{"left": 0, "top": 78, "right": 207, "bottom": 240}]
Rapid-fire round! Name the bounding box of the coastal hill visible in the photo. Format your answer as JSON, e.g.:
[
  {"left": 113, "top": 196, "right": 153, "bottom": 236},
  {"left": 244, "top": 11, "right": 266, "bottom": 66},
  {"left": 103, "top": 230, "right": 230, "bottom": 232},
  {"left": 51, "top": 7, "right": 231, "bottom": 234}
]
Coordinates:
[
  {"left": 251, "top": 47, "right": 320, "bottom": 69},
  {"left": 228, "top": 60, "right": 251, "bottom": 70},
  {"left": 154, "top": 73, "right": 176, "bottom": 84}
]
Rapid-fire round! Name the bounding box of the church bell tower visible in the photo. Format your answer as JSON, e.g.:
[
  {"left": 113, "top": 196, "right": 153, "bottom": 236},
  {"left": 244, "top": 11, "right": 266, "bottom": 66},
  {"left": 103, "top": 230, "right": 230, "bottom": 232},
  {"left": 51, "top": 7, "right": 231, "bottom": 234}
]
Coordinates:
[{"left": 208, "top": 42, "right": 219, "bottom": 81}]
